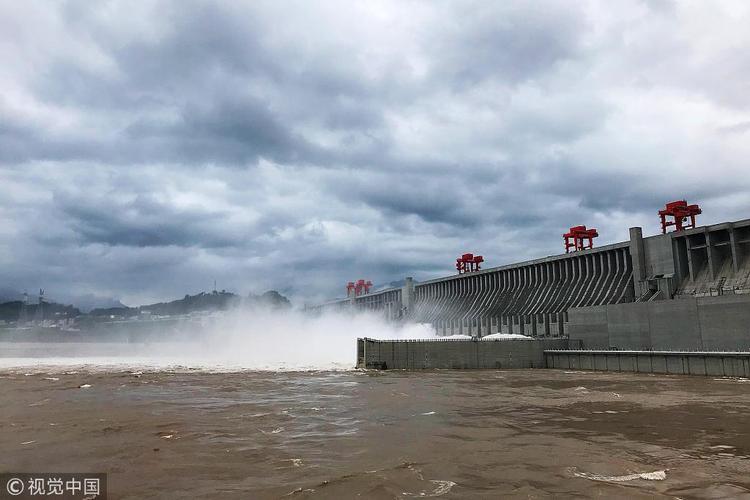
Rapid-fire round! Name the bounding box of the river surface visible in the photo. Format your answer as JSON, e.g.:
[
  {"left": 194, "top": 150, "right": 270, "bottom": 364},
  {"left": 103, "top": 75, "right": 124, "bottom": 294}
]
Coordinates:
[{"left": 2, "top": 366, "right": 750, "bottom": 498}]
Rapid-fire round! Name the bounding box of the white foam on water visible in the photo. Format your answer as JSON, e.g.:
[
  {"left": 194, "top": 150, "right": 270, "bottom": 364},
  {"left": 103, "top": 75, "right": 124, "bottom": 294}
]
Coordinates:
[
  {"left": 710, "top": 445, "right": 735, "bottom": 450},
  {"left": 259, "top": 427, "right": 285, "bottom": 435},
  {"left": 0, "top": 309, "right": 439, "bottom": 372},
  {"left": 403, "top": 480, "right": 457, "bottom": 497},
  {"left": 481, "top": 333, "right": 533, "bottom": 340},
  {"left": 571, "top": 467, "right": 667, "bottom": 482}
]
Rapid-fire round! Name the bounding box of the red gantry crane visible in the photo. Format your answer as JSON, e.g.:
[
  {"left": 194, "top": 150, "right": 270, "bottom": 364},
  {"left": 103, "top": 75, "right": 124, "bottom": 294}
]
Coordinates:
[
  {"left": 346, "top": 279, "right": 373, "bottom": 297},
  {"left": 564, "top": 225, "right": 599, "bottom": 253},
  {"left": 456, "top": 253, "right": 484, "bottom": 274},
  {"left": 658, "top": 200, "right": 702, "bottom": 234}
]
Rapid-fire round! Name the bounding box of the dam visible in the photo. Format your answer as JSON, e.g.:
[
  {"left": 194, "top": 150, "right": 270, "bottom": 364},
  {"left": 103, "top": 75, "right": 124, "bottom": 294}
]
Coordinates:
[{"left": 310, "top": 205, "right": 750, "bottom": 368}]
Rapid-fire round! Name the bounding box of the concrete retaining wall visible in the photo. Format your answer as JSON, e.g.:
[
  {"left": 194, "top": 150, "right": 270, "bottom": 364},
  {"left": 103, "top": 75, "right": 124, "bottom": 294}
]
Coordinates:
[
  {"left": 357, "top": 338, "right": 569, "bottom": 370},
  {"left": 567, "top": 294, "right": 750, "bottom": 350},
  {"left": 546, "top": 350, "right": 750, "bottom": 377}
]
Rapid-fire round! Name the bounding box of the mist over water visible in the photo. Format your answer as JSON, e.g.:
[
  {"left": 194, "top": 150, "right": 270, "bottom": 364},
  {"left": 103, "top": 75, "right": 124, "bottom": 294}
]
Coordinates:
[
  {"left": 204, "top": 309, "right": 437, "bottom": 370},
  {"left": 0, "top": 310, "right": 437, "bottom": 371}
]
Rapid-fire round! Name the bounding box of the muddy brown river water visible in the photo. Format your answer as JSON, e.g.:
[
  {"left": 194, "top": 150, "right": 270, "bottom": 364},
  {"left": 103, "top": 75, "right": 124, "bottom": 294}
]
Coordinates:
[{"left": 2, "top": 368, "right": 750, "bottom": 499}]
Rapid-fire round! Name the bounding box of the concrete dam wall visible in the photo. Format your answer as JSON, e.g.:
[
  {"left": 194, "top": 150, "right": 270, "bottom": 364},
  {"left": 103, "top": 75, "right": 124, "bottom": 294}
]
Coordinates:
[
  {"left": 315, "top": 242, "right": 635, "bottom": 337},
  {"left": 314, "top": 217, "right": 750, "bottom": 350},
  {"left": 408, "top": 243, "right": 632, "bottom": 337}
]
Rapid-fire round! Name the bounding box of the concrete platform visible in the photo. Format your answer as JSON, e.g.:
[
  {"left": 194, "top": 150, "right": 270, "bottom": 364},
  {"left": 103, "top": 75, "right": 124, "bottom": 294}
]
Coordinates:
[
  {"left": 545, "top": 349, "right": 750, "bottom": 377},
  {"left": 357, "top": 337, "right": 568, "bottom": 370}
]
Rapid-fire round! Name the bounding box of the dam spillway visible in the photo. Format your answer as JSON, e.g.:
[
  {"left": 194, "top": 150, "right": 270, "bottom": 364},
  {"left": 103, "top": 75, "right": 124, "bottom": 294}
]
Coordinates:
[
  {"left": 313, "top": 240, "right": 634, "bottom": 336},
  {"left": 312, "top": 216, "right": 750, "bottom": 351},
  {"left": 408, "top": 241, "right": 632, "bottom": 337}
]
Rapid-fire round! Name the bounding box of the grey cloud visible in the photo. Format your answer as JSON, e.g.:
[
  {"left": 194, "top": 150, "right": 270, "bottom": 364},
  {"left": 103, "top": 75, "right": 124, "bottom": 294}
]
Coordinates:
[
  {"left": 44, "top": 3, "right": 273, "bottom": 106},
  {"left": 430, "top": 2, "right": 585, "bottom": 86},
  {"left": 335, "top": 172, "right": 479, "bottom": 227},
  {"left": 717, "top": 121, "right": 750, "bottom": 135},
  {"left": 12, "top": 1, "right": 594, "bottom": 169},
  {"left": 1, "top": 1, "right": 749, "bottom": 305},
  {"left": 54, "top": 191, "right": 243, "bottom": 249},
  {"left": 125, "top": 96, "right": 320, "bottom": 165}
]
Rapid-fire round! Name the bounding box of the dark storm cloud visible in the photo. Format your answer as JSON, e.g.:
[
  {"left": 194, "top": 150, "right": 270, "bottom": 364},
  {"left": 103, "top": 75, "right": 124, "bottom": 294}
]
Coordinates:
[
  {"left": 7, "top": 1, "right": 591, "bottom": 169},
  {"left": 20, "top": 3, "right": 344, "bottom": 166},
  {"left": 124, "top": 96, "right": 321, "bottom": 165},
  {"left": 41, "top": 2, "right": 276, "bottom": 106},
  {"left": 54, "top": 191, "right": 241, "bottom": 248},
  {"left": 1, "top": 0, "right": 749, "bottom": 305},
  {"left": 331, "top": 170, "right": 480, "bottom": 227}
]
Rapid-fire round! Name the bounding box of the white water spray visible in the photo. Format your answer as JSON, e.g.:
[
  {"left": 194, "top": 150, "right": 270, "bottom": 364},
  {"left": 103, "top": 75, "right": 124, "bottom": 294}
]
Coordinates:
[{"left": 0, "top": 309, "right": 438, "bottom": 371}]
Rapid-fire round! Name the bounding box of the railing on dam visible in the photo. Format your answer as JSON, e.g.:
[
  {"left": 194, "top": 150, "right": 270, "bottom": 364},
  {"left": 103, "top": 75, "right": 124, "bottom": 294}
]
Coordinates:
[{"left": 545, "top": 349, "right": 750, "bottom": 377}]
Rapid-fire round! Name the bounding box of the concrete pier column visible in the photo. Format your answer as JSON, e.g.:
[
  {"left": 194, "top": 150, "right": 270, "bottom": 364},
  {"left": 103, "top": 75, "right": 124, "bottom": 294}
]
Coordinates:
[
  {"left": 401, "top": 277, "right": 414, "bottom": 317},
  {"left": 729, "top": 225, "right": 740, "bottom": 273},
  {"left": 705, "top": 229, "right": 716, "bottom": 281},
  {"left": 686, "top": 236, "right": 696, "bottom": 282},
  {"left": 629, "top": 227, "right": 646, "bottom": 297}
]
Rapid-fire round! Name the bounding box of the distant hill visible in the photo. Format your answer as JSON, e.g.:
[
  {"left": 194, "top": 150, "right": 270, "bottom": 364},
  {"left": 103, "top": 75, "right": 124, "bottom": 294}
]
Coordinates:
[
  {"left": 88, "top": 290, "right": 291, "bottom": 317},
  {"left": 90, "top": 291, "right": 240, "bottom": 317},
  {"left": 0, "top": 289, "right": 293, "bottom": 320},
  {"left": 62, "top": 294, "right": 127, "bottom": 313},
  {"left": 249, "top": 290, "right": 292, "bottom": 309},
  {"left": 87, "top": 306, "right": 139, "bottom": 318},
  {"left": 143, "top": 291, "right": 241, "bottom": 315},
  {"left": 0, "top": 288, "right": 20, "bottom": 304},
  {"left": 0, "top": 301, "right": 81, "bottom": 322},
  {"left": 0, "top": 289, "right": 126, "bottom": 314}
]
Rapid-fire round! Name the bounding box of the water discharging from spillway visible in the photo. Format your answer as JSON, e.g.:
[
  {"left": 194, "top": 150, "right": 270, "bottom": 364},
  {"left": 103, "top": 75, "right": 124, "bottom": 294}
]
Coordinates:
[{"left": 0, "top": 309, "right": 438, "bottom": 371}]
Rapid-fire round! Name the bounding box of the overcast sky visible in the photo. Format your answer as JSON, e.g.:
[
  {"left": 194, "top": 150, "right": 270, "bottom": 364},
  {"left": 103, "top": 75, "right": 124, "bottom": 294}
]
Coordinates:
[{"left": 1, "top": 0, "right": 749, "bottom": 306}]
